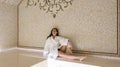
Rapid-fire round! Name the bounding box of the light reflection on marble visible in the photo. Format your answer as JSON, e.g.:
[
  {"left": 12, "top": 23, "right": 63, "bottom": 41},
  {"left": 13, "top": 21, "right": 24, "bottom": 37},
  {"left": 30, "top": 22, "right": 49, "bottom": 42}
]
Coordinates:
[
  {"left": 0, "top": 50, "right": 45, "bottom": 67},
  {"left": 0, "top": 49, "right": 120, "bottom": 67}
]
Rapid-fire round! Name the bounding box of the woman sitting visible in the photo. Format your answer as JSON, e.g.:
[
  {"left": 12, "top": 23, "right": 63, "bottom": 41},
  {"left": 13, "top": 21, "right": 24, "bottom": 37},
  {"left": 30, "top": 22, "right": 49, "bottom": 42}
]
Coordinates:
[{"left": 43, "top": 28, "right": 86, "bottom": 61}]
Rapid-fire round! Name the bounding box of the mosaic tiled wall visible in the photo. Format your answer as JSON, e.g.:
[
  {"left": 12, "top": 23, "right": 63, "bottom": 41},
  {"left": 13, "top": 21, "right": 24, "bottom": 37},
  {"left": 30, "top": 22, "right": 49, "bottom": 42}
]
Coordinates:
[
  {"left": 19, "top": 0, "right": 118, "bottom": 53},
  {"left": 0, "top": 3, "right": 17, "bottom": 50}
]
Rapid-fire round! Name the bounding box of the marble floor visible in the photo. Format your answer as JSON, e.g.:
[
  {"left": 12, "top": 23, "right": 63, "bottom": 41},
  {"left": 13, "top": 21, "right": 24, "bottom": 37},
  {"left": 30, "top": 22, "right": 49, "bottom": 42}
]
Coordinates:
[{"left": 0, "top": 48, "right": 120, "bottom": 67}]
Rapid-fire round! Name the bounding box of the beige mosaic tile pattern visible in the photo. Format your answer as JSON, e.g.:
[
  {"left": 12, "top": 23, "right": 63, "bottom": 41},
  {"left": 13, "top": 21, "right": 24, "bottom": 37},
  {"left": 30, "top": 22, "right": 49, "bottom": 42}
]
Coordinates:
[
  {"left": 0, "top": 3, "right": 17, "bottom": 50},
  {"left": 19, "top": 0, "right": 117, "bottom": 53},
  {"left": 0, "top": 0, "right": 21, "bottom": 5}
]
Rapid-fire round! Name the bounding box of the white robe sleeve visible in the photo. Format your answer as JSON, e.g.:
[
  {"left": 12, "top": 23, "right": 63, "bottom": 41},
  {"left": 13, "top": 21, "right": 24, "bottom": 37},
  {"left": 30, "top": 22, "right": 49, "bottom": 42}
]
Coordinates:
[
  {"left": 59, "top": 37, "right": 69, "bottom": 45},
  {"left": 57, "top": 36, "right": 72, "bottom": 49},
  {"left": 43, "top": 39, "right": 50, "bottom": 57}
]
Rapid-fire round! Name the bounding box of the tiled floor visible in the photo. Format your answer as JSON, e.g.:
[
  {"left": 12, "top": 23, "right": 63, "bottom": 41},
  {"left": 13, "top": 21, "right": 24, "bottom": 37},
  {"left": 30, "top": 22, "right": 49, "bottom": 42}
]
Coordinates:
[
  {"left": 0, "top": 49, "right": 120, "bottom": 67},
  {"left": 0, "top": 50, "right": 45, "bottom": 67}
]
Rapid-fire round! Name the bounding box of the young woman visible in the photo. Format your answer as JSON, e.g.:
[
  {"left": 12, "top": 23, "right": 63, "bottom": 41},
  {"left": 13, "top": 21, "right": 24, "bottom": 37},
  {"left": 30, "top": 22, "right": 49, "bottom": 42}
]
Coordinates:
[{"left": 43, "top": 28, "right": 86, "bottom": 61}]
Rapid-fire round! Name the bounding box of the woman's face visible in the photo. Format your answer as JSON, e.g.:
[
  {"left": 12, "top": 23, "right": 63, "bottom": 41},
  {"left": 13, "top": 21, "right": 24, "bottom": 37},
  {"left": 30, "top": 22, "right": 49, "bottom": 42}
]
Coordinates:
[{"left": 52, "top": 29, "right": 57, "bottom": 37}]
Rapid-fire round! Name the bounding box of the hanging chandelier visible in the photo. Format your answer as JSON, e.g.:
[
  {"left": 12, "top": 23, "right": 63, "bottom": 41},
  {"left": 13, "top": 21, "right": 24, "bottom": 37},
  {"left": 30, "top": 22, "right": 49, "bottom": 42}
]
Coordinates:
[{"left": 26, "top": 0, "right": 73, "bottom": 18}]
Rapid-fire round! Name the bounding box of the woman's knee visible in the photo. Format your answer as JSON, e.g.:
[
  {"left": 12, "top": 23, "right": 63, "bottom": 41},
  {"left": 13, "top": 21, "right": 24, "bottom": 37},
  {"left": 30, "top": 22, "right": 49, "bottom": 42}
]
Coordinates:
[{"left": 59, "top": 45, "right": 67, "bottom": 52}]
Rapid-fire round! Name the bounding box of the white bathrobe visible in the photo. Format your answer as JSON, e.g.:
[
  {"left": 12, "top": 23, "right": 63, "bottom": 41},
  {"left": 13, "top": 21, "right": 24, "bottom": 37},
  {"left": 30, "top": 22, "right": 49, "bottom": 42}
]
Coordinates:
[{"left": 43, "top": 36, "right": 69, "bottom": 59}]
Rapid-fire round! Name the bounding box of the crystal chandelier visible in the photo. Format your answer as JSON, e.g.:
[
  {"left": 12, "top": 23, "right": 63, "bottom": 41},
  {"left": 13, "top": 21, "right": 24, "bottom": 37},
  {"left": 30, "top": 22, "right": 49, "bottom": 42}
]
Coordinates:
[{"left": 26, "top": 0, "right": 73, "bottom": 18}]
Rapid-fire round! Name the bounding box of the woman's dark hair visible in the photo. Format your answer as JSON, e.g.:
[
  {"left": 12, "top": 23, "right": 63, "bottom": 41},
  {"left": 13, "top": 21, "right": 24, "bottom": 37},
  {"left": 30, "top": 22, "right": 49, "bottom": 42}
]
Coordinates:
[{"left": 47, "top": 28, "right": 59, "bottom": 39}]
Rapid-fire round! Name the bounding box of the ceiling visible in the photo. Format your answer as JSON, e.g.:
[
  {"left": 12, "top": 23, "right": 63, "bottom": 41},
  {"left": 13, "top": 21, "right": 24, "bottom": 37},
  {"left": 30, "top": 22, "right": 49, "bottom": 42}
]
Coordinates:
[{"left": 0, "top": 0, "right": 22, "bottom": 6}]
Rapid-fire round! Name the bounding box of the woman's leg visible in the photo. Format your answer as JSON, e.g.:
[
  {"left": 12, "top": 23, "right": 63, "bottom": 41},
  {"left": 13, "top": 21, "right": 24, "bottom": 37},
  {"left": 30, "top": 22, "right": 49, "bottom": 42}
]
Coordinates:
[
  {"left": 66, "top": 41, "right": 73, "bottom": 55},
  {"left": 66, "top": 47, "right": 73, "bottom": 55},
  {"left": 59, "top": 45, "right": 67, "bottom": 52},
  {"left": 59, "top": 45, "right": 72, "bottom": 55},
  {"left": 58, "top": 51, "right": 86, "bottom": 61}
]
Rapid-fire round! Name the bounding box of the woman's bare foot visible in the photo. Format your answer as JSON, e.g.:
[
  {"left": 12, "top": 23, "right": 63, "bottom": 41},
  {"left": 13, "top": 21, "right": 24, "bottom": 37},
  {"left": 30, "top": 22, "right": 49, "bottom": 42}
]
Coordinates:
[{"left": 79, "top": 56, "right": 86, "bottom": 62}]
